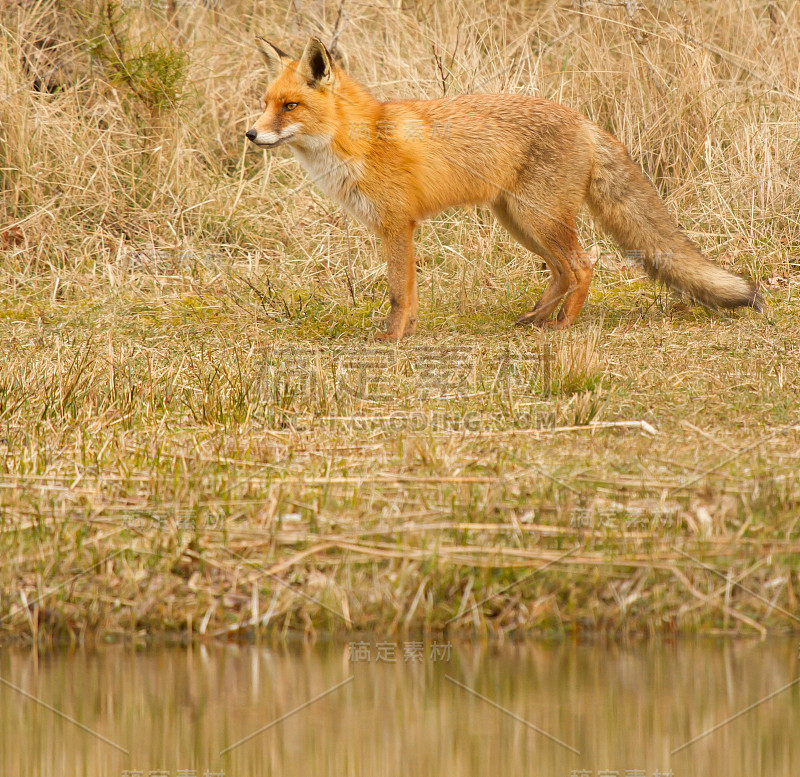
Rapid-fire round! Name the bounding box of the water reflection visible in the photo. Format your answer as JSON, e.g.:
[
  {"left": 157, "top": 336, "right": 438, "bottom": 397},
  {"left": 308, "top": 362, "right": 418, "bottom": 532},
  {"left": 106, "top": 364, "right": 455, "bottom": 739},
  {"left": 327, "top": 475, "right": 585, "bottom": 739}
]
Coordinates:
[{"left": 0, "top": 639, "right": 797, "bottom": 777}]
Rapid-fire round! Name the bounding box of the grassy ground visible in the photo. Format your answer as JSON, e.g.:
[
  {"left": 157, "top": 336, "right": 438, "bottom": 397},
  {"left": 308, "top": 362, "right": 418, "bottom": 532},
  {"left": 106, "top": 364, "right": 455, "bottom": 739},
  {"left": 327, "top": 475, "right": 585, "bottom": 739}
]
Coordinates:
[{"left": 0, "top": 0, "right": 799, "bottom": 644}]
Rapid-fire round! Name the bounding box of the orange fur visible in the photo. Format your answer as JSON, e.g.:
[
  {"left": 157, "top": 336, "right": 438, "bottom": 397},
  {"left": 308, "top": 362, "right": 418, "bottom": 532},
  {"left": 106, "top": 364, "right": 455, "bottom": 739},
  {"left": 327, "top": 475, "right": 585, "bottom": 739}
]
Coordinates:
[{"left": 248, "top": 37, "right": 762, "bottom": 340}]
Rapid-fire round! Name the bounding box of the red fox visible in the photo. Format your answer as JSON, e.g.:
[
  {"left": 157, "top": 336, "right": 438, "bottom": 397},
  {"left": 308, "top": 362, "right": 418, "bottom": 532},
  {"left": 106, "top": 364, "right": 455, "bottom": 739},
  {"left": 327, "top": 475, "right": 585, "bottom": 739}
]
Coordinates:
[{"left": 246, "top": 37, "right": 762, "bottom": 341}]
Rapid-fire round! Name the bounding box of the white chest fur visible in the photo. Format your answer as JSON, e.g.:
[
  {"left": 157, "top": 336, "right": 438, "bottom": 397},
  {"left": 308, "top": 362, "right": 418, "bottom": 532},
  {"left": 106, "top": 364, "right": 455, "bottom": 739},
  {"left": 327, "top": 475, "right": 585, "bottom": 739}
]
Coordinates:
[{"left": 291, "top": 142, "right": 377, "bottom": 228}]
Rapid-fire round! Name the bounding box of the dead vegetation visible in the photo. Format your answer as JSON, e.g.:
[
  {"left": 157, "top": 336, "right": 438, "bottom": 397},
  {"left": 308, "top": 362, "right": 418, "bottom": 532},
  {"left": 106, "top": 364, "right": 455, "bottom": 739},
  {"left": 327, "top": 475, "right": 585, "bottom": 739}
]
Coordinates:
[{"left": 0, "top": 0, "right": 799, "bottom": 644}]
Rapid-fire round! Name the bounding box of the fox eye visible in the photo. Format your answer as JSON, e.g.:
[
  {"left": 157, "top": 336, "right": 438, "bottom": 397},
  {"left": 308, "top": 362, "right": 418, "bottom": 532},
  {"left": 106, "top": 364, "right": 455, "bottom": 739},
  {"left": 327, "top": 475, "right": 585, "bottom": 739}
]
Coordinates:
[{"left": 283, "top": 102, "right": 298, "bottom": 111}]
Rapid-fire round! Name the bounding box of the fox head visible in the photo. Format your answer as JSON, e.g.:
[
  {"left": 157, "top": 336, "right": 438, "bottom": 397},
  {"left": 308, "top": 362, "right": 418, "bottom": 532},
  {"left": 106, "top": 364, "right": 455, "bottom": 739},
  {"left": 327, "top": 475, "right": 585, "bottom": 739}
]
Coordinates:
[{"left": 246, "top": 37, "right": 337, "bottom": 150}]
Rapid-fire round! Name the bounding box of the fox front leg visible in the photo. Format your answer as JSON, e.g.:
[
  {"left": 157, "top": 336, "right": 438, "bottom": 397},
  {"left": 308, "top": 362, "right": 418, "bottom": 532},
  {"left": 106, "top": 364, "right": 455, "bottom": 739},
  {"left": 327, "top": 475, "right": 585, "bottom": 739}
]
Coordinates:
[{"left": 376, "top": 223, "right": 418, "bottom": 341}]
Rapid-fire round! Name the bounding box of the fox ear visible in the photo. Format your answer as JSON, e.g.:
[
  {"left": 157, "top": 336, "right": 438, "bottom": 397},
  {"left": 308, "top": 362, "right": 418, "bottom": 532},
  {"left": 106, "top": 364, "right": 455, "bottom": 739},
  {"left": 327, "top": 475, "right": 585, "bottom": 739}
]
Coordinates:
[
  {"left": 298, "top": 37, "right": 334, "bottom": 87},
  {"left": 256, "top": 37, "right": 290, "bottom": 79}
]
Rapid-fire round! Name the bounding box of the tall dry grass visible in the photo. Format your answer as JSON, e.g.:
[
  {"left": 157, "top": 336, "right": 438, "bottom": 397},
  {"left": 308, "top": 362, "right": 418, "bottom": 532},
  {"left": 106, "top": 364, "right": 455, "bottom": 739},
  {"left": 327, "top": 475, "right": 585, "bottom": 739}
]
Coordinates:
[{"left": 2, "top": 0, "right": 798, "bottom": 290}]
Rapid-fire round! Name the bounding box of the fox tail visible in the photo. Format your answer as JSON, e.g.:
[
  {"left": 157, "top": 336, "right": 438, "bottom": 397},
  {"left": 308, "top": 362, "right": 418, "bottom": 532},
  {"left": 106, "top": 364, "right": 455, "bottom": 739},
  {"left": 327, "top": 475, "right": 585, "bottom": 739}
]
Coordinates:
[{"left": 585, "top": 126, "right": 762, "bottom": 311}]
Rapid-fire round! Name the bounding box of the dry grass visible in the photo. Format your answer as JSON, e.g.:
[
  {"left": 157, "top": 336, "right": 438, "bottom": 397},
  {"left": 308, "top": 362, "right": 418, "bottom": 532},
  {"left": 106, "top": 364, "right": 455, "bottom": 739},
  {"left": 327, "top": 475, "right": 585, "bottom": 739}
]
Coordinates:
[{"left": 0, "top": 0, "right": 799, "bottom": 645}]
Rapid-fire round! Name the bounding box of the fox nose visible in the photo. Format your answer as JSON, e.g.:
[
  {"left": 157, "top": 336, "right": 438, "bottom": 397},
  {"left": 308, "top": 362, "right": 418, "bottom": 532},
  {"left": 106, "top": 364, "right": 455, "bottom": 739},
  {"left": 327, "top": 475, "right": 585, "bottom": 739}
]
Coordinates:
[{"left": 245, "top": 129, "right": 257, "bottom": 142}]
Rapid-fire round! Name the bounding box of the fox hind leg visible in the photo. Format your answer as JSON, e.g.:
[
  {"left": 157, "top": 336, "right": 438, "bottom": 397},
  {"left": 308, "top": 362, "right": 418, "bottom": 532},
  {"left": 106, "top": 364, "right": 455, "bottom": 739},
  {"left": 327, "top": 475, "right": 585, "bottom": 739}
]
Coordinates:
[
  {"left": 535, "top": 227, "right": 595, "bottom": 329},
  {"left": 492, "top": 198, "right": 593, "bottom": 328},
  {"left": 491, "top": 199, "right": 570, "bottom": 323},
  {"left": 550, "top": 244, "right": 596, "bottom": 329}
]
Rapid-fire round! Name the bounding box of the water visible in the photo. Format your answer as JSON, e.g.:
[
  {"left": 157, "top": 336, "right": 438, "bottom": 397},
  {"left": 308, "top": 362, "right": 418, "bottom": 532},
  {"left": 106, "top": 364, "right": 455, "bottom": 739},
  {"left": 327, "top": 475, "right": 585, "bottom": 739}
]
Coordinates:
[{"left": 0, "top": 639, "right": 797, "bottom": 777}]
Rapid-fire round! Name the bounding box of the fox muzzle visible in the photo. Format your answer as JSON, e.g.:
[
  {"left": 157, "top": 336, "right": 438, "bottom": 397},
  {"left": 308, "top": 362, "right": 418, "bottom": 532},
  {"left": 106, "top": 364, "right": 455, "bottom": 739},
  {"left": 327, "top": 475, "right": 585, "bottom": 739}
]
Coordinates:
[{"left": 245, "top": 129, "right": 295, "bottom": 149}]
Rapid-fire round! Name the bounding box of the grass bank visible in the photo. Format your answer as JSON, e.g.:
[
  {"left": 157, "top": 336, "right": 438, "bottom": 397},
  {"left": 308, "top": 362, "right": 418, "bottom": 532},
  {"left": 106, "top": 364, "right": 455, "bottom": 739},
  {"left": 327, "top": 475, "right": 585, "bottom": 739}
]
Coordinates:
[{"left": 0, "top": 0, "right": 798, "bottom": 644}]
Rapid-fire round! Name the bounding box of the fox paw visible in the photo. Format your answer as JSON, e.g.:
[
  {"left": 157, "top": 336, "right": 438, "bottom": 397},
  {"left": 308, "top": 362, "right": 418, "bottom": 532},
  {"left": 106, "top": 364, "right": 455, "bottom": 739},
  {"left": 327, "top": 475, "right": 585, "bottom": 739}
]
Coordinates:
[
  {"left": 515, "top": 313, "right": 570, "bottom": 330},
  {"left": 515, "top": 310, "right": 549, "bottom": 326},
  {"left": 538, "top": 319, "right": 570, "bottom": 331},
  {"left": 376, "top": 314, "right": 416, "bottom": 341},
  {"left": 375, "top": 330, "right": 402, "bottom": 342}
]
